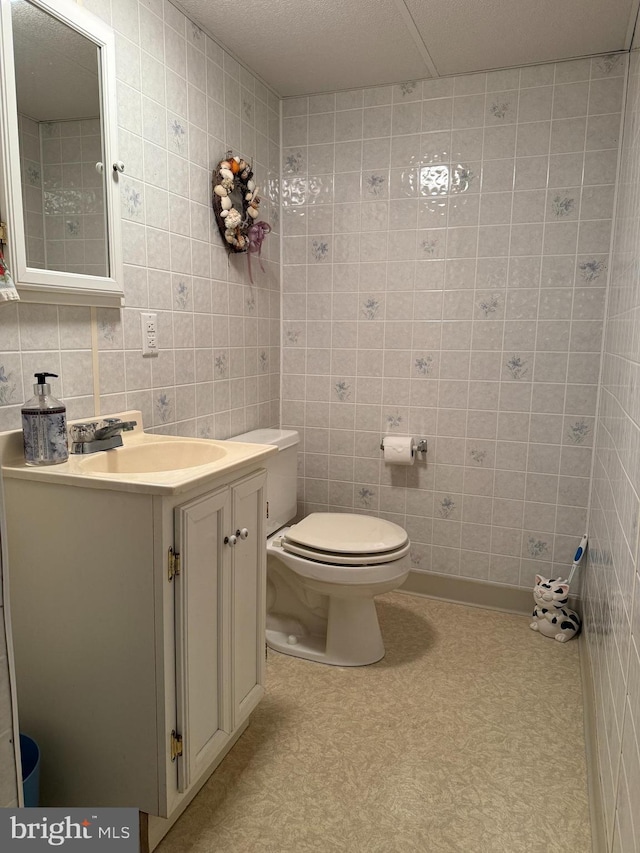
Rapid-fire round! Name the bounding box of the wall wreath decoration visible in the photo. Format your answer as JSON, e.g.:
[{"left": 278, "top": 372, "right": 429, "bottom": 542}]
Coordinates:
[{"left": 212, "top": 152, "right": 271, "bottom": 282}]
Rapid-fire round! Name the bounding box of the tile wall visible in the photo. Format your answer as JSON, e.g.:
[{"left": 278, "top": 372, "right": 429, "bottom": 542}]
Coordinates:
[
  {"left": 18, "top": 115, "right": 46, "bottom": 269},
  {"left": 41, "top": 118, "right": 108, "bottom": 277},
  {"left": 19, "top": 115, "right": 108, "bottom": 276},
  {"left": 0, "top": 0, "right": 281, "bottom": 438},
  {"left": 281, "top": 56, "right": 625, "bottom": 590},
  {"left": 585, "top": 47, "right": 640, "bottom": 853}
]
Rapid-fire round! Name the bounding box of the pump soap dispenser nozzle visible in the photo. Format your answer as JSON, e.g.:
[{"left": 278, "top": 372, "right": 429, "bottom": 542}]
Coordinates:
[{"left": 21, "top": 371, "right": 69, "bottom": 466}]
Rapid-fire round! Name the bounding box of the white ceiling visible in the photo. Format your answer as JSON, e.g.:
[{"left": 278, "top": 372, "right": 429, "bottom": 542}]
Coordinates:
[{"left": 177, "top": 0, "right": 639, "bottom": 98}]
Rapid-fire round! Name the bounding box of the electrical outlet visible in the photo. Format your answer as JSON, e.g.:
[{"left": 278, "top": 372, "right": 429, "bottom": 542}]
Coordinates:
[{"left": 141, "top": 312, "right": 158, "bottom": 357}]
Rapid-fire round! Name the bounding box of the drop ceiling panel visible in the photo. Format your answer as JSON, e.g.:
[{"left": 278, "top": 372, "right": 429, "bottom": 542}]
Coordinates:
[
  {"left": 405, "top": 0, "right": 635, "bottom": 77},
  {"left": 179, "top": 0, "right": 432, "bottom": 96}
]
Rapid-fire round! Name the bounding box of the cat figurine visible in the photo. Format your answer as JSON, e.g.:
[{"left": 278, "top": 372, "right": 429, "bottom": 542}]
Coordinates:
[{"left": 530, "top": 575, "right": 581, "bottom": 642}]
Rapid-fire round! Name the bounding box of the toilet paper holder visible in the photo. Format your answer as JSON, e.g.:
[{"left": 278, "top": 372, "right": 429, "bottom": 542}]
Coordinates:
[{"left": 379, "top": 437, "right": 428, "bottom": 453}]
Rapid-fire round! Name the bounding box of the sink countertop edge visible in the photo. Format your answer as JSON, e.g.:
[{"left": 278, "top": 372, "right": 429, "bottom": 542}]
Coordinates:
[
  {"left": 1, "top": 443, "right": 277, "bottom": 495},
  {"left": 0, "top": 411, "right": 278, "bottom": 495}
]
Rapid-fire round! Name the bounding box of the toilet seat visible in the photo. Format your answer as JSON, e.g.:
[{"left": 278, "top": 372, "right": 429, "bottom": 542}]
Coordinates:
[
  {"left": 281, "top": 540, "right": 410, "bottom": 565},
  {"left": 281, "top": 512, "right": 409, "bottom": 566}
]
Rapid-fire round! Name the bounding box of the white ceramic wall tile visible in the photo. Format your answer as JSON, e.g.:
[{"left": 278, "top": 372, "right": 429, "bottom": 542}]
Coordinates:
[
  {"left": 585, "top": 48, "right": 640, "bottom": 853},
  {"left": 0, "top": 0, "right": 281, "bottom": 439},
  {"left": 282, "top": 56, "right": 624, "bottom": 593}
]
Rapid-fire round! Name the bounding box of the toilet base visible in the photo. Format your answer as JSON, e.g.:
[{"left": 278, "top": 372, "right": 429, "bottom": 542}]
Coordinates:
[{"left": 267, "top": 595, "right": 385, "bottom": 666}]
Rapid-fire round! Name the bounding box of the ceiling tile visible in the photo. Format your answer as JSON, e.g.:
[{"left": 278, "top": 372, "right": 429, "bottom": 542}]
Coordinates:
[
  {"left": 405, "top": 0, "right": 634, "bottom": 76},
  {"left": 179, "top": 0, "right": 432, "bottom": 96}
]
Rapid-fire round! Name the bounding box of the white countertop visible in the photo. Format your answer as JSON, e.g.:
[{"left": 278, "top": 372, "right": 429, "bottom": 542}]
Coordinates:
[{"left": 0, "top": 411, "right": 276, "bottom": 495}]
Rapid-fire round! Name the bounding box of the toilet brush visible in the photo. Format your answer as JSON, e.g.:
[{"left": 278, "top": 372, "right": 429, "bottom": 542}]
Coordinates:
[{"left": 565, "top": 533, "right": 588, "bottom": 586}]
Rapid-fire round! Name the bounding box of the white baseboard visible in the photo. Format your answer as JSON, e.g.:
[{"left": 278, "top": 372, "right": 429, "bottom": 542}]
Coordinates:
[
  {"left": 400, "top": 569, "right": 582, "bottom": 616},
  {"left": 399, "top": 570, "right": 533, "bottom": 615}
]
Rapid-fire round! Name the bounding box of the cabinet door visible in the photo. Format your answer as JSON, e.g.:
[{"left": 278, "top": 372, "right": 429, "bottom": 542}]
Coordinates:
[
  {"left": 174, "top": 487, "right": 231, "bottom": 793},
  {"left": 231, "top": 470, "right": 267, "bottom": 726}
]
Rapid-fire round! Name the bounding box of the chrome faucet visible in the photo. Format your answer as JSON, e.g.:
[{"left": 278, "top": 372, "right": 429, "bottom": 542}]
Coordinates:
[{"left": 69, "top": 417, "right": 137, "bottom": 454}]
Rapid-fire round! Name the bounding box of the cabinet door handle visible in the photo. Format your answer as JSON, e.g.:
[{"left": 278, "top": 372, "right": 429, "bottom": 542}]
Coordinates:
[
  {"left": 224, "top": 534, "right": 237, "bottom": 547},
  {"left": 237, "top": 528, "right": 249, "bottom": 540}
]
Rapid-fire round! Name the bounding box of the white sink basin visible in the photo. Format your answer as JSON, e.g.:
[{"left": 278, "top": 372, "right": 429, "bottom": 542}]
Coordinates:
[
  {"left": 0, "top": 410, "right": 277, "bottom": 495},
  {"left": 78, "top": 440, "right": 228, "bottom": 474}
]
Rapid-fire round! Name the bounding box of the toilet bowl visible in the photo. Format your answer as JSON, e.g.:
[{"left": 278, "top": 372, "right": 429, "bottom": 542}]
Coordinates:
[
  {"left": 267, "top": 513, "right": 410, "bottom": 665},
  {"left": 228, "top": 430, "right": 411, "bottom": 666}
]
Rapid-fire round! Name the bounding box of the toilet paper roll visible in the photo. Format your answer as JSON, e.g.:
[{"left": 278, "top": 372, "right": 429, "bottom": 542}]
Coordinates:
[{"left": 382, "top": 435, "right": 415, "bottom": 466}]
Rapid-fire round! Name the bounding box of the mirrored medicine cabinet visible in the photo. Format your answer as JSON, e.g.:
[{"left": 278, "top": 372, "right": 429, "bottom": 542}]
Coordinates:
[{"left": 0, "top": 0, "right": 123, "bottom": 306}]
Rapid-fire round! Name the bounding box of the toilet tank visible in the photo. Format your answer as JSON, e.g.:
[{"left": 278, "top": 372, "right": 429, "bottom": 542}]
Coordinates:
[{"left": 227, "top": 429, "right": 299, "bottom": 535}]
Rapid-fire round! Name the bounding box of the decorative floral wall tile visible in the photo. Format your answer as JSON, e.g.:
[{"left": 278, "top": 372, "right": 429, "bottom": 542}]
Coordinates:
[
  {"left": 551, "top": 194, "right": 577, "bottom": 218},
  {"left": 414, "top": 355, "right": 434, "bottom": 376},
  {"left": 362, "top": 297, "right": 382, "bottom": 319},
  {"left": 526, "top": 536, "right": 549, "bottom": 559},
  {"left": 477, "top": 293, "right": 501, "bottom": 317},
  {"left": 357, "top": 486, "right": 376, "bottom": 508},
  {"left": 505, "top": 355, "right": 529, "bottom": 380},
  {"left": 284, "top": 150, "right": 305, "bottom": 174},
  {"left": 487, "top": 92, "right": 517, "bottom": 123},
  {"left": 122, "top": 181, "right": 144, "bottom": 219},
  {"left": 438, "top": 496, "right": 457, "bottom": 519},
  {"left": 334, "top": 381, "right": 352, "bottom": 401},
  {"left": 364, "top": 173, "right": 387, "bottom": 198},
  {"left": 566, "top": 419, "right": 592, "bottom": 444},
  {"left": 397, "top": 81, "right": 420, "bottom": 100},
  {"left": 174, "top": 278, "right": 190, "bottom": 310},
  {"left": 0, "top": 365, "right": 18, "bottom": 406},
  {"left": 385, "top": 412, "right": 404, "bottom": 430},
  {"left": 577, "top": 257, "right": 607, "bottom": 282},
  {"left": 310, "top": 239, "right": 330, "bottom": 262},
  {"left": 168, "top": 117, "right": 187, "bottom": 153}
]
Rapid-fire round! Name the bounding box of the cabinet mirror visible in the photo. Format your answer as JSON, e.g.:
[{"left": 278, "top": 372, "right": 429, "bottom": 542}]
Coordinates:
[{"left": 0, "top": 0, "right": 123, "bottom": 305}]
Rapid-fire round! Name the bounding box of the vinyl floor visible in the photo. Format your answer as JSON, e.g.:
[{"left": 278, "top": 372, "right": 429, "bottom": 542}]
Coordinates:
[{"left": 157, "top": 591, "right": 591, "bottom": 853}]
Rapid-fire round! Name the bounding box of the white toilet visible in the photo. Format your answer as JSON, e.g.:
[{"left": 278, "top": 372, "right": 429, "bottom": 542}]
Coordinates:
[{"left": 228, "top": 429, "right": 411, "bottom": 666}]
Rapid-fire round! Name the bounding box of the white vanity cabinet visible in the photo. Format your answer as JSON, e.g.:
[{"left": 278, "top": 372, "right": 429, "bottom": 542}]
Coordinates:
[
  {"left": 2, "top": 451, "right": 268, "bottom": 850},
  {"left": 171, "top": 470, "right": 266, "bottom": 801}
]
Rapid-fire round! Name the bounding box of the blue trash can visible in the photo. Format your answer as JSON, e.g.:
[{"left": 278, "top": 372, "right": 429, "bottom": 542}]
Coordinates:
[{"left": 19, "top": 734, "right": 40, "bottom": 807}]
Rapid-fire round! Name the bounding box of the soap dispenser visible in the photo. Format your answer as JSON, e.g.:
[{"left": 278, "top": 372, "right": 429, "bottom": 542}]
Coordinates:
[{"left": 21, "top": 372, "right": 69, "bottom": 465}]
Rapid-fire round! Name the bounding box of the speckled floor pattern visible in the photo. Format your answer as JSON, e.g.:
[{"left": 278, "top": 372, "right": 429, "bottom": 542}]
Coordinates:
[{"left": 157, "top": 592, "right": 591, "bottom": 853}]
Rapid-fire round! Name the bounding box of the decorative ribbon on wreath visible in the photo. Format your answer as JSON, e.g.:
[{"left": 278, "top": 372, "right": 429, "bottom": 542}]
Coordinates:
[{"left": 246, "top": 221, "right": 271, "bottom": 285}]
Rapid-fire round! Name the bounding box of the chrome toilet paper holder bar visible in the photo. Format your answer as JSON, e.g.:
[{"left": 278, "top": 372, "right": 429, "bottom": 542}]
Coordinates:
[{"left": 379, "top": 437, "right": 428, "bottom": 453}]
